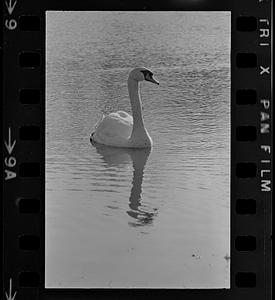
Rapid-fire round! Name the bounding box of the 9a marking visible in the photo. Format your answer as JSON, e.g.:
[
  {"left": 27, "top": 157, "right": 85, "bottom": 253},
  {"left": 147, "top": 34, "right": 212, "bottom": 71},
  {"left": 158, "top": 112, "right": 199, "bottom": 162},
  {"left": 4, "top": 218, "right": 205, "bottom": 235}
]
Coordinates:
[{"left": 4, "top": 128, "right": 17, "bottom": 181}]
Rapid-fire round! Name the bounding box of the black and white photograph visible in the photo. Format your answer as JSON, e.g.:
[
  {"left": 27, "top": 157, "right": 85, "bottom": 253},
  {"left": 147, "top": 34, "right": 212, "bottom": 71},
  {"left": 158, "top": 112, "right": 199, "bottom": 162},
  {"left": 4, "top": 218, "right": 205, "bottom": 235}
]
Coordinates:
[{"left": 46, "top": 11, "right": 231, "bottom": 288}]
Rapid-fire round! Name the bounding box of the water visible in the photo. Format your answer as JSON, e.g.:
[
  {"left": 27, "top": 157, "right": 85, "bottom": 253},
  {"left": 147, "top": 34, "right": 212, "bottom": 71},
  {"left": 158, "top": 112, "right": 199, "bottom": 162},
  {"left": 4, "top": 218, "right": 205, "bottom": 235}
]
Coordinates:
[{"left": 46, "top": 11, "right": 231, "bottom": 288}]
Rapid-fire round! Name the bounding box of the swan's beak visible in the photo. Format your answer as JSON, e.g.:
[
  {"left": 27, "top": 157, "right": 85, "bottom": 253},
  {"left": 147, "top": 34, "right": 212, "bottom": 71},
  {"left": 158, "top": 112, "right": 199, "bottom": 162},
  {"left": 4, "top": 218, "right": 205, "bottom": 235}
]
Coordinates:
[
  {"left": 146, "top": 75, "right": 159, "bottom": 85},
  {"left": 150, "top": 77, "right": 159, "bottom": 85}
]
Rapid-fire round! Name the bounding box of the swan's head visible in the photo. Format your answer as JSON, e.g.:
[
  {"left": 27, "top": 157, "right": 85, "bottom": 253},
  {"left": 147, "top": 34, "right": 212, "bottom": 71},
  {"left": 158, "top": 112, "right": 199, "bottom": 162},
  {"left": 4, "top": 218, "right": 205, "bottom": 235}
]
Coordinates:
[{"left": 129, "top": 67, "right": 159, "bottom": 85}]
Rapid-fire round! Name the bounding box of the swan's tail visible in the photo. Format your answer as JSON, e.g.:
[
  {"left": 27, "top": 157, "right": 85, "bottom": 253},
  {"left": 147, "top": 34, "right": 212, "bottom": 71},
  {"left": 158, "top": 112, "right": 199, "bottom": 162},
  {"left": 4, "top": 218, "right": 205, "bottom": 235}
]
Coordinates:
[{"left": 90, "top": 115, "right": 104, "bottom": 143}]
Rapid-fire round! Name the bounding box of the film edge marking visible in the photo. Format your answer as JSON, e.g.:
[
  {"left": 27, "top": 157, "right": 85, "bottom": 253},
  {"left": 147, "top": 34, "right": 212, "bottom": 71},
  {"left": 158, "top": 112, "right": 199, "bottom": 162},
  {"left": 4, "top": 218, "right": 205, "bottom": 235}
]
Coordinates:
[
  {"left": 5, "top": 278, "right": 17, "bottom": 300},
  {"left": 260, "top": 145, "right": 271, "bottom": 192},
  {"left": 4, "top": 0, "right": 17, "bottom": 30},
  {"left": 5, "top": 0, "right": 17, "bottom": 15},
  {"left": 259, "top": 67, "right": 271, "bottom": 193},
  {"left": 4, "top": 127, "right": 17, "bottom": 181},
  {"left": 259, "top": 18, "right": 270, "bottom": 47},
  {"left": 258, "top": 12, "right": 271, "bottom": 193}
]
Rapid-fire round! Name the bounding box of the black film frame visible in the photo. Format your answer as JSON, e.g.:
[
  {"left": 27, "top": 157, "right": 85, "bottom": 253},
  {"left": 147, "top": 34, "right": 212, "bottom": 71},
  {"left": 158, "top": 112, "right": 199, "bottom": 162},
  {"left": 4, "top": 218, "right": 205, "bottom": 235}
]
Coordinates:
[{"left": 2, "top": 0, "right": 272, "bottom": 299}]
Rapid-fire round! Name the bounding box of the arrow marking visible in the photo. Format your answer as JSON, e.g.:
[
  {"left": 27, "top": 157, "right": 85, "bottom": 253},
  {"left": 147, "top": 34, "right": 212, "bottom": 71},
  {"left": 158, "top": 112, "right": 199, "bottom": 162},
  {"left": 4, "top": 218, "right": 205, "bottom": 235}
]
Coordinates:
[
  {"left": 5, "top": 278, "right": 17, "bottom": 300},
  {"left": 4, "top": 128, "right": 16, "bottom": 155},
  {"left": 5, "top": 0, "right": 17, "bottom": 15}
]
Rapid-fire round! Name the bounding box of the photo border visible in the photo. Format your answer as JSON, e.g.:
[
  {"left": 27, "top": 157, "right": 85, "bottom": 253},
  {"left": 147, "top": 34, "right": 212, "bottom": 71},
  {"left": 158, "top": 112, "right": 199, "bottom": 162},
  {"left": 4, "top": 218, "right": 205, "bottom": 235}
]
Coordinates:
[{"left": 2, "top": 0, "right": 272, "bottom": 299}]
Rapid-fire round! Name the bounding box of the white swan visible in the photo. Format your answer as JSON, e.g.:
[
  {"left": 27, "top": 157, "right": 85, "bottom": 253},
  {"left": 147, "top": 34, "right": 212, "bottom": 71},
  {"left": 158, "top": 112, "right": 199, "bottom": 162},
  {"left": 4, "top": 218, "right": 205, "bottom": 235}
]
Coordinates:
[{"left": 90, "top": 67, "right": 159, "bottom": 148}]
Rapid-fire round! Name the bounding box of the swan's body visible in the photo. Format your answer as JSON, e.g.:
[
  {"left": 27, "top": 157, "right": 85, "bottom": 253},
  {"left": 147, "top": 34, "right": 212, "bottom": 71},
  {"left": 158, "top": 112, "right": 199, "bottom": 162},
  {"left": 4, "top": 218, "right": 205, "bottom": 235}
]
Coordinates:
[{"left": 90, "top": 67, "right": 159, "bottom": 148}]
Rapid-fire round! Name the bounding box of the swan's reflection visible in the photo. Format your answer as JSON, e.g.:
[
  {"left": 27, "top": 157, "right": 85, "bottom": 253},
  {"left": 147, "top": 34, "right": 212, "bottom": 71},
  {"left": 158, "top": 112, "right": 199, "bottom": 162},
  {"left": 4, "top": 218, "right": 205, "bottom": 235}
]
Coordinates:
[{"left": 91, "top": 141, "right": 157, "bottom": 227}]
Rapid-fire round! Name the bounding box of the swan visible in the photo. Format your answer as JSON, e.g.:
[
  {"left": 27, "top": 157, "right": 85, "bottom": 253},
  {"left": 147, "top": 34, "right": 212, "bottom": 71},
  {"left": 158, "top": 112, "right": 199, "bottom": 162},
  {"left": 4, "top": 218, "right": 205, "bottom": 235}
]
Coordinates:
[{"left": 90, "top": 67, "right": 159, "bottom": 148}]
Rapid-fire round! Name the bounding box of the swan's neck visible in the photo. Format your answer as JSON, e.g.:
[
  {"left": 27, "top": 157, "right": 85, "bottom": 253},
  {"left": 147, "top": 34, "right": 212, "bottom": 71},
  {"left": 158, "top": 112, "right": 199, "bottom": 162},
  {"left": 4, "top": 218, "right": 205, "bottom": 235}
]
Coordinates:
[{"left": 128, "top": 78, "right": 146, "bottom": 134}]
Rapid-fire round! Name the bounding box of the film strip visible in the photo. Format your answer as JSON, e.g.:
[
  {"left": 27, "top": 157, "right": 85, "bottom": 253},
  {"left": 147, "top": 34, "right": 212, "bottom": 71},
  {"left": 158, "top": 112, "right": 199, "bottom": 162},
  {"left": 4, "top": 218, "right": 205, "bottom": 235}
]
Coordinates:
[{"left": 3, "top": 0, "right": 272, "bottom": 299}]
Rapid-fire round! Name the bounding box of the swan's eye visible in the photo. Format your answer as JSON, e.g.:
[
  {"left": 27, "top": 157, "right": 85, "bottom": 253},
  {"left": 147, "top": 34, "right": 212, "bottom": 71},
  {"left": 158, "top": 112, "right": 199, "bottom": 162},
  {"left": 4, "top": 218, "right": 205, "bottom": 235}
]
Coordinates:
[
  {"left": 141, "top": 70, "right": 149, "bottom": 78},
  {"left": 141, "top": 70, "right": 153, "bottom": 80},
  {"left": 147, "top": 71, "right": 153, "bottom": 77}
]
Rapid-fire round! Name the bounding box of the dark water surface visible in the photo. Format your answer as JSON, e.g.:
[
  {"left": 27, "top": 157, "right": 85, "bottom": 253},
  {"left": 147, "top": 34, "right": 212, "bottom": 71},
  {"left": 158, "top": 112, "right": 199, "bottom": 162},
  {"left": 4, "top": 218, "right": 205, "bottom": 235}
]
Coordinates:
[{"left": 46, "top": 11, "right": 231, "bottom": 288}]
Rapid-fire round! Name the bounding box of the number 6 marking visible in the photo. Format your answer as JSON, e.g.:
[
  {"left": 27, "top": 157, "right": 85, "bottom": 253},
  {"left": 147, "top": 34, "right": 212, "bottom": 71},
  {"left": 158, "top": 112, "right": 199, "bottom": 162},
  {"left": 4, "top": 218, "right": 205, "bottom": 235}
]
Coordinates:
[{"left": 5, "top": 19, "right": 17, "bottom": 30}]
